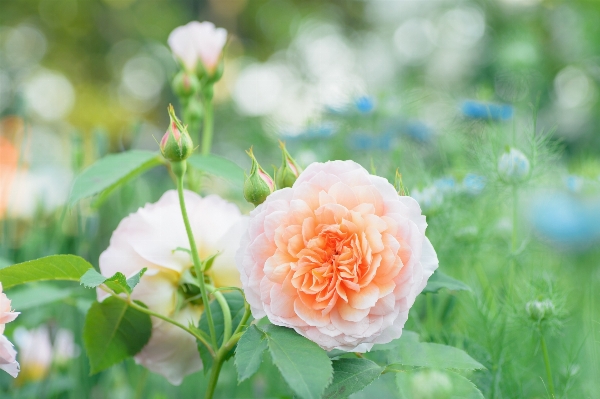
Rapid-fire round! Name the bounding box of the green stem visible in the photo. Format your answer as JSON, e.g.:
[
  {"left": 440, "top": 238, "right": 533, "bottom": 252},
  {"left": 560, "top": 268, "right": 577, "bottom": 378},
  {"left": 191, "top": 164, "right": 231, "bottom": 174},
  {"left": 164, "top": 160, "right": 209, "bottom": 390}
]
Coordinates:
[
  {"left": 173, "top": 161, "right": 218, "bottom": 350},
  {"left": 509, "top": 185, "right": 518, "bottom": 284},
  {"left": 206, "top": 284, "right": 232, "bottom": 344},
  {"left": 106, "top": 289, "right": 214, "bottom": 357},
  {"left": 540, "top": 334, "right": 556, "bottom": 398},
  {"left": 204, "top": 329, "right": 245, "bottom": 399},
  {"left": 201, "top": 96, "right": 213, "bottom": 156}
]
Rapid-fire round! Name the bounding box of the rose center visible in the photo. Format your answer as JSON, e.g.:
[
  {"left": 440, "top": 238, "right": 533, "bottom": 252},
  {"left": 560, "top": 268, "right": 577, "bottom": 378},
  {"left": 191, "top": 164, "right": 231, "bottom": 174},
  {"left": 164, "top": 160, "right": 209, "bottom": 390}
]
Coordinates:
[{"left": 292, "top": 223, "right": 373, "bottom": 314}]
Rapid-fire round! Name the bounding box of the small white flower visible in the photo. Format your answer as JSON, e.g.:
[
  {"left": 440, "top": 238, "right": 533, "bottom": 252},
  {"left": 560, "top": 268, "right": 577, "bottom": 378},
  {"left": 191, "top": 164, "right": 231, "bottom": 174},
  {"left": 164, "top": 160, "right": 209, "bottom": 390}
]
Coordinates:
[
  {"left": 168, "top": 21, "right": 227, "bottom": 74},
  {"left": 498, "top": 148, "right": 530, "bottom": 183}
]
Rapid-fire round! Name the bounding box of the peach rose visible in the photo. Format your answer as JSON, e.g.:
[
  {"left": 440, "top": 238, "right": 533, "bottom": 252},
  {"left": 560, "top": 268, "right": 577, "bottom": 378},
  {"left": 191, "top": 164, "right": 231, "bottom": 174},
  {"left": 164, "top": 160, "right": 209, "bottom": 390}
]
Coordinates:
[
  {"left": 236, "top": 161, "right": 438, "bottom": 351},
  {"left": 0, "top": 282, "right": 20, "bottom": 377},
  {"left": 98, "top": 190, "right": 246, "bottom": 385},
  {"left": 168, "top": 21, "right": 227, "bottom": 74}
]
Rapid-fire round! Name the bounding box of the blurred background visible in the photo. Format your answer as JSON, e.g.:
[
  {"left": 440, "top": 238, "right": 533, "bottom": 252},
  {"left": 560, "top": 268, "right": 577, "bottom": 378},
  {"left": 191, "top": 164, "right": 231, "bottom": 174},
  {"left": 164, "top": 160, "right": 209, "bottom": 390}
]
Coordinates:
[{"left": 1, "top": 0, "right": 600, "bottom": 398}]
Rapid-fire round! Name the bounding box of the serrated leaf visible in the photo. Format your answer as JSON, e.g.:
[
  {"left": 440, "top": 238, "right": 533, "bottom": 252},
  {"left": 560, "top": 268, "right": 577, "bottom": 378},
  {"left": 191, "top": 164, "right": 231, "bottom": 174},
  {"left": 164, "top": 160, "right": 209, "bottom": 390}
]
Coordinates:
[
  {"left": 395, "top": 370, "right": 485, "bottom": 399},
  {"left": 83, "top": 297, "right": 152, "bottom": 374},
  {"left": 262, "top": 324, "right": 333, "bottom": 399},
  {"left": 323, "top": 358, "right": 383, "bottom": 399},
  {"left": 8, "top": 284, "right": 76, "bottom": 310},
  {"left": 423, "top": 271, "right": 471, "bottom": 293},
  {"left": 0, "top": 255, "right": 93, "bottom": 289},
  {"left": 235, "top": 324, "right": 268, "bottom": 382},
  {"left": 80, "top": 269, "right": 107, "bottom": 288},
  {"left": 386, "top": 332, "right": 484, "bottom": 370},
  {"left": 69, "top": 150, "right": 163, "bottom": 207},
  {"left": 126, "top": 268, "right": 147, "bottom": 290},
  {"left": 197, "top": 291, "right": 248, "bottom": 374},
  {"left": 187, "top": 154, "right": 245, "bottom": 186},
  {"left": 80, "top": 268, "right": 147, "bottom": 295}
]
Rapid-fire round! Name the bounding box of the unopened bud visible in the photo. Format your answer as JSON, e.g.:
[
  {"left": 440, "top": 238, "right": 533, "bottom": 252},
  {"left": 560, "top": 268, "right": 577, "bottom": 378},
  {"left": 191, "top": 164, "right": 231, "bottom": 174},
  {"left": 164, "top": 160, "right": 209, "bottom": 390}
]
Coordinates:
[
  {"left": 172, "top": 71, "right": 200, "bottom": 98},
  {"left": 160, "top": 105, "right": 194, "bottom": 162},
  {"left": 526, "top": 299, "right": 555, "bottom": 322},
  {"left": 498, "top": 148, "right": 530, "bottom": 183},
  {"left": 244, "top": 148, "right": 275, "bottom": 206},
  {"left": 274, "top": 141, "right": 302, "bottom": 189}
]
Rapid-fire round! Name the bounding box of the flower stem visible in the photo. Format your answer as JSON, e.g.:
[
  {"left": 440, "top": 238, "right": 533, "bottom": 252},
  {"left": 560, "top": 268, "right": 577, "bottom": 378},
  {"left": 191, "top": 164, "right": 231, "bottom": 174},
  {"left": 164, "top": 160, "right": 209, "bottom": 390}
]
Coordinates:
[
  {"left": 201, "top": 96, "right": 213, "bottom": 156},
  {"left": 173, "top": 160, "right": 218, "bottom": 350},
  {"left": 204, "top": 327, "right": 246, "bottom": 399},
  {"left": 206, "top": 284, "right": 232, "bottom": 344},
  {"left": 540, "top": 333, "right": 556, "bottom": 398},
  {"left": 106, "top": 289, "right": 214, "bottom": 357}
]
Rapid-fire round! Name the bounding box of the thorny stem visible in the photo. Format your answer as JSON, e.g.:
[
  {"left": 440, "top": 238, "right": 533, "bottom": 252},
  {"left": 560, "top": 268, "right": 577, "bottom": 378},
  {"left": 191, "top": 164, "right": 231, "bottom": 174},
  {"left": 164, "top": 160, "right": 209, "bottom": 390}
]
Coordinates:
[
  {"left": 173, "top": 160, "right": 218, "bottom": 350},
  {"left": 540, "top": 333, "right": 556, "bottom": 398}
]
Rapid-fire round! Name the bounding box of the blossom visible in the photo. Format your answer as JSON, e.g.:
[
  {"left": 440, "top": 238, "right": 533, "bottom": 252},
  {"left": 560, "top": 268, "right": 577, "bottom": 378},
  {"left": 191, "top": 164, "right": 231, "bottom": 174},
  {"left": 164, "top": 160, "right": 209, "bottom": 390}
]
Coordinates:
[
  {"left": 168, "top": 21, "right": 227, "bottom": 74},
  {"left": 236, "top": 160, "right": 438, "bottom": 351},
  {"left": 98, "top": 190, "right": 245, "bottom": 385},
  {"left": 14, "top": 326, "right": 52, "bottom": 383},
  {"left": 498, "top": 148, "right": 530, "bottom": 183},
  {"left": 0, "top": 282, "right": 20, "bottom": 378}
]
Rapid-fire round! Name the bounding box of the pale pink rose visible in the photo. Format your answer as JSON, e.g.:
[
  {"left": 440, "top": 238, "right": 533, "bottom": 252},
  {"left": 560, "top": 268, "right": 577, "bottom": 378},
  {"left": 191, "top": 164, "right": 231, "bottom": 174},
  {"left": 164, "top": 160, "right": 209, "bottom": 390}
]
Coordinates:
[
  {"left": 98, "top": 190, "right": 246, "bottom": 385},
  {"left": 0, "top": 282, "right": 19, "bottom": 378},
  {"left": 0, "top": 282, "right": 19, "bottom": 334},
  {"left": 0, "top": 334, "right": 19, "bottom": 378},
  {"left": 236, "top": 160, "right": 438, "bottom": 352},
  {"left": 168, "top": 21, "right": 227, "bottom": 74}
]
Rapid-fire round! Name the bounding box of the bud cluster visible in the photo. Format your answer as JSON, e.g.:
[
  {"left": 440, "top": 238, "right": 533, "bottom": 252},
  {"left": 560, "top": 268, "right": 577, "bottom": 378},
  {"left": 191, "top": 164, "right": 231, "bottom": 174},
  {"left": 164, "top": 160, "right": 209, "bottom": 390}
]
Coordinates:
[{"left": 243, "top": 142, "right": 302, "bottom": 207}]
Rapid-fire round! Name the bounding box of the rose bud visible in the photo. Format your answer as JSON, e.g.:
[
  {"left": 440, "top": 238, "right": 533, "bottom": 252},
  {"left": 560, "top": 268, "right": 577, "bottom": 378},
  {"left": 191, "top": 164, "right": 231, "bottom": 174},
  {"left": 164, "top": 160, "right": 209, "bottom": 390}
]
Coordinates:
[
  {"left": 274, "top": 141, "right": 302, "bottom": 189},
  {"left": 243, "top": 148, "right": 275, "bottom": 206},
  {"left": 168, "top": 21, "right": 227, "bottom": 78},
  {"left": 160, "top": 105, "right": 194, "bottom": 162},
  {"left": 172, "top": 70, "right": 200, "bottom": 98},
  {"left": 498, "top": 147, "right": 530, "bottom": 183}
]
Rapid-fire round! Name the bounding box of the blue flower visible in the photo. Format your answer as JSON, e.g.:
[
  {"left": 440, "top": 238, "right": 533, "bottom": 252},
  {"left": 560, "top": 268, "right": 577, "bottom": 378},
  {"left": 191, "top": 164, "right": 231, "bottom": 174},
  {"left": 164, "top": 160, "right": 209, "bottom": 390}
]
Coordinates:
[
  {"left": 404, "top": 121, "right": 433, "bottom": 143},
  {"left": 530, "top": 193, "right": 600, "bottom": 250},
  {"left": 564, "top": 175, "right": 583, "bottom": 193},
  {"left": 433, "top": 177, "right": 456, "bottom": 194},
  {"left": 347, "top": 131, "right": 392, "bottom": 151},
  {"left": 460, "top": 100, "right": 513, "bottom": 121},
  {"left": 462, "top": 173, "right": 486, "bottom": 195},
  {"left": 355, "top": 96, "right": 375, "bottom": 114}
]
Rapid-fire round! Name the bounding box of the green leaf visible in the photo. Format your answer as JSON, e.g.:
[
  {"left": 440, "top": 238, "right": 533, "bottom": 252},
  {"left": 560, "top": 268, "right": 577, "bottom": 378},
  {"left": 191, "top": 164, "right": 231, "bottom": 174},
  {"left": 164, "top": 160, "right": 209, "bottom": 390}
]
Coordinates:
[
  {"left": 395, "top": 370, "right": 485, "bottom": 399},
  {"left": 235, "top": 324, "right": 268, "bottom": 382},
  {"left": 0, "top": 255, "right": 93, "bottom": 289},
  {"left": 261, "top": 324, "right": 333, "bottom": 399},
  {"left": 187, "top": 154, "right": 245, "bottom": 186},
  {"left": 80, "top": 269, "right": 107, "bottom": 288},
  {"left": 8, "top": 284, "right": 76, "bottom": 310},
  {"left": 197, "top": 292, "right": 247, "bottom": 374},
  {"left": 323, "top": 358, "right": 383, "bottom": 399},
  {"left": 423, "top": 271, "right": 471, "bottom": 293},
  {"left": 385, "top": 332, "right": 484, "bottom": 371},
  {"left": 69, "top": 150, "right": 163, "bottom": 207},
  {"left": 80, "top": 268, "right": 147, "bottom": 294},
  {"left": 83, "top": 297, "right": 152, "bottom": 374}
]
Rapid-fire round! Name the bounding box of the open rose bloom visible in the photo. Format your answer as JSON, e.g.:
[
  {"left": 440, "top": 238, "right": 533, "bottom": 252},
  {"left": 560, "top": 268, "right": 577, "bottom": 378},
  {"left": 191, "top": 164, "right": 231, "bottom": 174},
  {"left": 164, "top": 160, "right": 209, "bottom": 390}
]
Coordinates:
[
  {"left": 237, "top": 161, "right": 438, "bottom": 351},
  {"left": 168, "top": 21, "right": 227, "bottom": 74},
  {"left": 98, "top": 190, "right": 246, "bottom": 384},
  {"left": 0, "top": 282, "right": 20, "bottom": 377}
]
